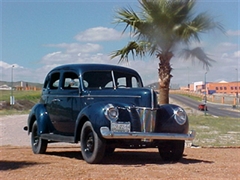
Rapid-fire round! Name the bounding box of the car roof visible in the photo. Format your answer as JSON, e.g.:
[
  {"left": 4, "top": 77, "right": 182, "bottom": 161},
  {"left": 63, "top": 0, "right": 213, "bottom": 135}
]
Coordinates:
[{"left": 50, "top": 63, "right": 139, "bottom": 75}]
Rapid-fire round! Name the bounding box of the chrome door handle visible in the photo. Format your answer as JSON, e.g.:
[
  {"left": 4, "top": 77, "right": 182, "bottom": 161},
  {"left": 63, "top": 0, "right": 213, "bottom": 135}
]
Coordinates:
[
  {"left": 87, "top": 97, "right": 94, "bottom": 100},
  {"left": 52, "top": 99, "right": 61, "bottom": 102}
]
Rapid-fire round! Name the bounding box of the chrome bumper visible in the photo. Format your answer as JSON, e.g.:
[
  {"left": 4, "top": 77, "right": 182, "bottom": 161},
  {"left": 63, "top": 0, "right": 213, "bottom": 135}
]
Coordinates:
[{"left": 100, "top": 127, "right": 196, "bottom": 141}]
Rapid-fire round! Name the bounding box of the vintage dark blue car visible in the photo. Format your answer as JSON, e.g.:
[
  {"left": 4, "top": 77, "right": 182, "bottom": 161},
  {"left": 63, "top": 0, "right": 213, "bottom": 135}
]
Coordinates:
[{"left": 24, "top": 64, "right": 195, "bottom": 164}]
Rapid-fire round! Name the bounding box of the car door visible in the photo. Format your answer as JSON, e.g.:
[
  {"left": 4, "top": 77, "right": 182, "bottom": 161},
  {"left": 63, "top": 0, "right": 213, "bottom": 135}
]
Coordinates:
[
  {"left": 45, "top": 70, "right": 81, "bottom": 134},
  {"left": 57, "top": 71, "right": 80, "bottom": 134},
  {"left": 44, "top": 71, "right": 63, "bottom": 133}
]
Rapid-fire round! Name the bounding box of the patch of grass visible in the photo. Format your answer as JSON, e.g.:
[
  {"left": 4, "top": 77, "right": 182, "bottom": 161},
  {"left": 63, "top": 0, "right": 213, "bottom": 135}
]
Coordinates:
[
  {"left": 179, "top": 93, "right": 202, "bottom": 102},
  {"left": 0, "top": 109, "right": 30, "bottom": 116},
  {"left": 0, "top": 90, "right": 41, "bottom": 102},
  {"left": 189, "top": 115, "right": 240, "bottom": 147},
  {"left": 0, "top": 90, "right": 41, "bottom": 115}
]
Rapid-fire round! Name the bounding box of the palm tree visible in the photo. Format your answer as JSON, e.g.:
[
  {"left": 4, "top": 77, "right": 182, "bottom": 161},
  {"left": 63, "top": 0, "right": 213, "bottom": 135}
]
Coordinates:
[{"left": 111, "top": 0, "right": 224, "bottom": 104}]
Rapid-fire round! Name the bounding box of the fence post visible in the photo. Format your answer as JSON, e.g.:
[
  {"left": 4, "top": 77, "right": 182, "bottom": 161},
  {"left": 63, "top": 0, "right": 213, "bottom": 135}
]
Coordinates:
[{"left": 233, "top": 98, "right": 236, "bottom": 105}]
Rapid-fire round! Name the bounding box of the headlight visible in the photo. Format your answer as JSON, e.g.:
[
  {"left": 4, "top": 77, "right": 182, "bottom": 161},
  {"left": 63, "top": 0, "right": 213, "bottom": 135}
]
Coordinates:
[
  {"left": 104, "top": 104, "right": 119, "bottom": 122},
  {"left": 173, "top": 107, "right": 187, "bottom": 125}
]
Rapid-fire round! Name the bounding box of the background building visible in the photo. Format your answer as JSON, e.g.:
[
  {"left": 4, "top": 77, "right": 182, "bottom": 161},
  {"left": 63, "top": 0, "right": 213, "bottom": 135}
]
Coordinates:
[
  {"left": 206, "top": 81, "right": 239, "bottom": 95},
  {"left": 187, "top": 80, "right": 239, "bottom": 95}
]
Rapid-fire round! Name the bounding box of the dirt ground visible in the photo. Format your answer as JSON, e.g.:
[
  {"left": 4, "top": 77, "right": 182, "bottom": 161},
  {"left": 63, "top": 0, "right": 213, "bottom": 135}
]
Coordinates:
[
  {"left": 1, "top": 113, "right": 240, "bottom": 180},
  {"left": 0, "top": 145, "right": 239, "bottom": 180}
]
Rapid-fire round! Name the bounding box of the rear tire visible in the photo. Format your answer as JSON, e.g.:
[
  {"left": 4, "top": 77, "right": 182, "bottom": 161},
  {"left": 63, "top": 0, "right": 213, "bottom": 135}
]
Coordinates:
[
  {"left": 80, "top": 121, "right": 106, "bottom": 164},
  {"left": 31, "top": 121, "right": 48, "bottom": 154},
  {"left": 158, "top": 140, "right": 184, "bottom": 161}
]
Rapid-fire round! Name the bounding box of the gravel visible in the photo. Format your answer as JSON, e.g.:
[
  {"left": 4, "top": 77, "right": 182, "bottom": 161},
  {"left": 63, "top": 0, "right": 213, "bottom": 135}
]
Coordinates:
[{"left": 0, "top": 114, "right": 30, "bottom": 146}]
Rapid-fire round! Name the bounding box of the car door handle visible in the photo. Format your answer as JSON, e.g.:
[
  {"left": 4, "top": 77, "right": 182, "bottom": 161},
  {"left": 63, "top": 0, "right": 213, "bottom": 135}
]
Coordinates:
[
  {"left": 52, "top": 99, "right": 61, "bottom": 102},
  {"left": 87, "top": 97, "right": 94, "bottom": 100}
]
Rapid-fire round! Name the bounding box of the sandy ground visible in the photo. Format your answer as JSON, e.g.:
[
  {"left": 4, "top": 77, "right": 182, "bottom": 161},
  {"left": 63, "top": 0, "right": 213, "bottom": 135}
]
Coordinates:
[{"left": 0, "top": 114, "right": 240, "bottom": 180}]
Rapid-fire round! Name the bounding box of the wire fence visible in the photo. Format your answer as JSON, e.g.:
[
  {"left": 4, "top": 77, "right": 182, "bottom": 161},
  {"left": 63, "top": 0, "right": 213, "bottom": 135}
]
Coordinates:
[{"left": 171, "top": 90, "right": 239, "bottom": 106}]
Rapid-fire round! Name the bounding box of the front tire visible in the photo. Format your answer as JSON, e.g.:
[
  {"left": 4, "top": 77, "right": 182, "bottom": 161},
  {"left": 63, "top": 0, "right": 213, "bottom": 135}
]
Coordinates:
[
  {"left": 31, "top": 121, "right": 48, "bottom": 154},
  {"left": 80, "top": 121, "right": 106, "bottom": 164},
  {"left": 158, "top": 140, "right": 185, "bottom": 161}
]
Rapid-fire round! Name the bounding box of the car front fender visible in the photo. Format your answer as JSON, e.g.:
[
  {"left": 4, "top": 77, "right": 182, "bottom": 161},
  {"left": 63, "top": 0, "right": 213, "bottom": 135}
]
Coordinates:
[
  {"left": 155, "top": 104, "right": 189, "bottom": 134},
  {"left": 74, "top": 102, "right": 129, "bottom": 142}
]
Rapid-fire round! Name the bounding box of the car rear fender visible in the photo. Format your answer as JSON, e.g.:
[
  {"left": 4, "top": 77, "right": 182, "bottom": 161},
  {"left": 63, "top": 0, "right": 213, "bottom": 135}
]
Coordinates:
[{"left": 27, "top": 103, "right": 53, "bottom": 135}]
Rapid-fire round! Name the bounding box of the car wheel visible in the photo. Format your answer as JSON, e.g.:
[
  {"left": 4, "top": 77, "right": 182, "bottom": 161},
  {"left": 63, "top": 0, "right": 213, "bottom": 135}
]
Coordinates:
[
  {"left": 31, "top": 121, "right": 48, "bottom": 154},
  {"left": 80, "top": 121, "right": 106, "bottom": 164},
  {"left": 158, "top": 140, "right": 184, "bottom": 161}
]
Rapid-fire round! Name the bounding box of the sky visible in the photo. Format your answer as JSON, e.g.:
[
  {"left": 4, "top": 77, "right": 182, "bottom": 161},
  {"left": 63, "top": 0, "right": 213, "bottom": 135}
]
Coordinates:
[{"left": 1, "top": 0, "right": 240, "bottom": 87}]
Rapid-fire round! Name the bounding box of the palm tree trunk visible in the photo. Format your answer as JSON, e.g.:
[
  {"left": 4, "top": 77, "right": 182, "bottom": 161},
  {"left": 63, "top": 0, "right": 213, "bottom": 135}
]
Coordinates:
[{"left": 158, "top": 52, "right": 173, "bottom": 104}]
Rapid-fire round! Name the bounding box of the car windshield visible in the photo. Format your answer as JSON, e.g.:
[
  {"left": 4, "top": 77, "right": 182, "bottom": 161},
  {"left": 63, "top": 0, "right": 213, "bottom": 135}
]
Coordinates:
[{"left": 82, "top": 70, "right": 141, "bottom": 89}]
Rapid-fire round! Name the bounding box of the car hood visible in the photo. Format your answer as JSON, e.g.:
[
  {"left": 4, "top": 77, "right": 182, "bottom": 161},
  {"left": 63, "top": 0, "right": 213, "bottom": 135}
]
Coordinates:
[{"left": 82, "top": 88, "right": 158, "bottom": 108}]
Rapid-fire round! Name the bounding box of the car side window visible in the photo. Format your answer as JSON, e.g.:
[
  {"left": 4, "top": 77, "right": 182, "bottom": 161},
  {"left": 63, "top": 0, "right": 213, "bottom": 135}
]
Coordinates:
[
  {"left": 62, "top": 72, "right": 79, "bottom": 89},
  {"left": 114, "top": 71, "right": 140, "bottom": 88},
  {"left": 117, "top": 77, "right": 127, "bottom": 87},
  {"left": 49, "top": 72, "right": 60, "bottom": 89},
  {"left": 131, "top": 77, "right": 139, "bottom": 88}
]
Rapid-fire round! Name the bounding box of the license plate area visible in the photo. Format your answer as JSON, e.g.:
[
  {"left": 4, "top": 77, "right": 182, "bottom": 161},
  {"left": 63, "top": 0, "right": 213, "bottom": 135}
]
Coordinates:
[{"left": 111, "top": 122, "right": 131, "bottom": 132}]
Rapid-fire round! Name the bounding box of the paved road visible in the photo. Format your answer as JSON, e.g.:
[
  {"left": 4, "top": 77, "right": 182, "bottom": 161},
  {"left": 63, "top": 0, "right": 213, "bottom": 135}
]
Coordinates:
[{"left": 170, "top": 94, "right": 240, "bottom": 118}]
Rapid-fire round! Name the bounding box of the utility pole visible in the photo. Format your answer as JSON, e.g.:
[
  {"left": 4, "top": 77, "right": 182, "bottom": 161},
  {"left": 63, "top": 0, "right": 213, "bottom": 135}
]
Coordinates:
[
  {"left": 204, "top": 71, "right": 207, "bottom": 116},
  {"left": 187, "top": 67, "right": 189, "bottom": 91},
  {"left": 10, "top": 65, "right": 15, "bottom": 107},
  {"left": 236, "top": 68, "right": 239, "bottom": 108}
]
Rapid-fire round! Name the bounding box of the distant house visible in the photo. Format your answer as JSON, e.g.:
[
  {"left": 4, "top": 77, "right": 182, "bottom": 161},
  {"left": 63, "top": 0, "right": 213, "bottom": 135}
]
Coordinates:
[
  {"left": 189, "top": 81, "right": 205, "bottom": 92},
  {"left": 0, "top": 84, "right": 11, "bottom": 90}
]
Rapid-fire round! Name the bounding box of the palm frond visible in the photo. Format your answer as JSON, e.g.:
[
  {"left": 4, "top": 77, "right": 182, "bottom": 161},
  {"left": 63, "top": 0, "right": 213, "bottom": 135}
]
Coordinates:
[
  {"left": 173, "top": 11, "right": 225, "bottom": 44},
  {"left": 112, "top": 0, "right": 224, "bottom": 68},
  {"left": 110, "top": 41, "right": 148, "bottom": 63},
  {"left": 180, "top": 47, "right": 215, "bottom": 70},
  {"left": 114, "top": 7, "right": 142, "bottom": 36}
]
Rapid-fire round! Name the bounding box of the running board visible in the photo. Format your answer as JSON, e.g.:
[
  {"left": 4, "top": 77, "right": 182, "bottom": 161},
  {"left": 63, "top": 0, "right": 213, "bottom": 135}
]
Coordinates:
[{"left": 40, "top": 134, "right": 75, "bottom": 143}]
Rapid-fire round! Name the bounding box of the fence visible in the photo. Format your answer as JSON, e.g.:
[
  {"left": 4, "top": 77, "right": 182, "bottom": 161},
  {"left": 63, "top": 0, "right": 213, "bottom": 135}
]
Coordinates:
[
  {"left": 170, "top": 90, "right": 239, "bottom": 106},
  {"left": 15, "top": 86, "right": 41, "bottom": 91}
]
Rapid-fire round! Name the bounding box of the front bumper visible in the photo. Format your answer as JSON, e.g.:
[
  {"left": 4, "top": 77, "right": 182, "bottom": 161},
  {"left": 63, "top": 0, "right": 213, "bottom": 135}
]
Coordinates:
[{"left": 100, "top": 127, "right": 196, "bottom": 141}]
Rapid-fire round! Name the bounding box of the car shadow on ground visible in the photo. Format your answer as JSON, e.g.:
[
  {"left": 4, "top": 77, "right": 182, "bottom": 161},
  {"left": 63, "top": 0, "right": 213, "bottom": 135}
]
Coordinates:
[
  {"left": 0, "top": 160, "right": 47, "bottom": 171},
  {"left": 45, "top": 147, "right": 214, "bottom": 165}
]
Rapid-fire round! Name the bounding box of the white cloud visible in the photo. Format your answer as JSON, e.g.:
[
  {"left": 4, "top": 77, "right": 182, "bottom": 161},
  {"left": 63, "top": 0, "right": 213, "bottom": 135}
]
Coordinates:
[
  {"left": 0, "top": 61, "right": 38, "bottom": 82},
  {"left": 233, "top": 51, "right": 240, "bottom": 58},
  {"left": 219, "top": 42, "right": 236, "bottom": 47},
  {"left": 0, "top": 61, "right": 23, "bottom": 69},
  {"left": 41, "top": 42, "right": 104, "bottom": 65},
  {"left": 221, "top": 53, "right": 228, "bottom": 58},
  {"left": 216, "top": 42, "right": 238, "bottom": 51},
  {"left": 75, "top": 27, "right": 123, "bottom": 42},
  {"left": 41, "top": 51, "right": 71, "bottom": 65},
  {"left": 45, "top": 43, "right": 102, "bottom": 53},
  {"left": 227, "top": 30, "right": 240, "bottom": 36}
]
